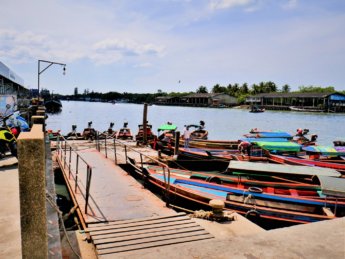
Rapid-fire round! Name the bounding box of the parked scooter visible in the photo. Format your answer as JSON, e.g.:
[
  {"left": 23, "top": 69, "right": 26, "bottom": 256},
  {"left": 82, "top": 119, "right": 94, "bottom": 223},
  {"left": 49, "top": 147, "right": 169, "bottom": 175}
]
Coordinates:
[
  {"left": 0, "top": 114, "right": 17, "bottom": 158},
  {"left": 6, "top": 111, "right": 30, "bottom": 134}
]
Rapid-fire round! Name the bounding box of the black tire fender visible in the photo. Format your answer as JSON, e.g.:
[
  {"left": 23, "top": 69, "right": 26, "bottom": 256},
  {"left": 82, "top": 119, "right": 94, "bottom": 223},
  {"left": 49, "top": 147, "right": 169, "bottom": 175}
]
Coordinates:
[
  {"left": 245, "top": 209, "right": 260, "bottom": 219},
  {"left": 248, "top": 186, "right": 263, "bottom": 193}
]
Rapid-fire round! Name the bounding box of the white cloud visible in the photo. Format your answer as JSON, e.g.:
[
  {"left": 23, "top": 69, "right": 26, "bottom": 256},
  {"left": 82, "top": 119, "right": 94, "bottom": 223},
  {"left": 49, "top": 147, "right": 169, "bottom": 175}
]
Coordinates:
[
  {"left": 134, "top": 62, "right": 152, "bottom": 68},
  {"left": 209, "top": 0, "right": 253, "bottom": 10},
  {"left": 94, "top": 39, "right": 164, "bottom": 56},
  {"left": 282, "top": 0, "right": 298, "bottom": 10},
  {"left": 0, "top": 28, "right": 165, "bottom": 66},
  {"left": 92, "top": 39, "right": 164, "bottom": 64}
]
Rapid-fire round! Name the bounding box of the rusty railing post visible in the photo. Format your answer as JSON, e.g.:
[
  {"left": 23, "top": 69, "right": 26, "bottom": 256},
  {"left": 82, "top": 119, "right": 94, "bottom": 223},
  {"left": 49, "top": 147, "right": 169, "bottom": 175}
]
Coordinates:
[
  {"left": 114, "top": 138, "right": 117, "bottom": 164},
  {"left": 124, "top": 145, "right": 128, "bottom": 164},
  {"left": 69, "top": 146, "right": 72, "bottom": 178},
  {"left": 84, "top": 165, "right": 93, "bottom": 215},
  {"left": 105, "top": 137, "right": 108, "bottom": 158},
  {"left": 75, "top": 154, "right": 79, "bottom": 193}
]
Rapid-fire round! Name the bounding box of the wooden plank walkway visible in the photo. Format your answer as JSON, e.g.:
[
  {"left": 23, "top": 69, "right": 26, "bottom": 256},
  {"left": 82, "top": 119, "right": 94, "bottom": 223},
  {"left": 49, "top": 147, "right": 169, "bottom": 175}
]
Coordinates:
[
  {"left": 57, "top": 142, "right": 214, "bottom": 257},
  {"left": 85, "top": 213, "right": 213, "bottom": 257},
  {"left": 57, "top": 146, "right": 174, "bottom": 224}
]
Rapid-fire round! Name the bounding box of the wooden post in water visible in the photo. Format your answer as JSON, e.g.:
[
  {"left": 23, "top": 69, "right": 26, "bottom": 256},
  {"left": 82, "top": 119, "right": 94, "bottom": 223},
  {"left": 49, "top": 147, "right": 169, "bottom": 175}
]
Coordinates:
[
  {"left": 174, "top": 131, "right": 180, "bottom": 155},
  {"left": 17, "top": 124, "right": 47, "bottom": 259},
  {"left": 143, "top": 103, "right": 148, "bottom": 145}
]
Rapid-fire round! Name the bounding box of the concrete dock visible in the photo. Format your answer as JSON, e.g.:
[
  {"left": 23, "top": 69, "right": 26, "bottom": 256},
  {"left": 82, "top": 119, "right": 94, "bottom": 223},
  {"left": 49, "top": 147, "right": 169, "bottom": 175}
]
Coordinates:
[
  {"left": 0, "top": 158, "right": 21, "bottom": 259},
  {"left": 1, "top": 138, "right": 345, "bottom": 258}
]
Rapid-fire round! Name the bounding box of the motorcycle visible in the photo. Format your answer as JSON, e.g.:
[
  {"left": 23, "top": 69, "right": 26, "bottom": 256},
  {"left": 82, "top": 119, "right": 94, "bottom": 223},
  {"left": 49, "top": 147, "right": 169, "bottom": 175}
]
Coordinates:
[
  {"left": 0, "top": 114, "right": 18, "bottom": 158},
  {"left": 6, "top": 111, "right": 30, "bottom": 134}
]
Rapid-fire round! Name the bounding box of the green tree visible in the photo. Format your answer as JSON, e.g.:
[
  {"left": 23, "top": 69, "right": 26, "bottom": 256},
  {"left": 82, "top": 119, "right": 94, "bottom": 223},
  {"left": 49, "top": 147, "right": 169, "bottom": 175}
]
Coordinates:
[
  {"left": 239, "top": 83, "right": 249, "bottom": 95},
  {"left": 251, "top": 84, "right": 261, "bottom": 94},
  {"left": 298, "top": 86, "right": 335, "bottom": 93},
  {"left": 212, "top": 84, "right": 227, "bottom": 93},
  {"left": 196, "top": 86, "right": 208, "bottom": 93},
  {"left": 74, "top": 87, "right": 78, "bottom": 96},
  {"left": 266, "top": 81, "right": 277, "bottom": 92},
  {"left": 282, "top": 84, "right": 291, "bottom": 93}
]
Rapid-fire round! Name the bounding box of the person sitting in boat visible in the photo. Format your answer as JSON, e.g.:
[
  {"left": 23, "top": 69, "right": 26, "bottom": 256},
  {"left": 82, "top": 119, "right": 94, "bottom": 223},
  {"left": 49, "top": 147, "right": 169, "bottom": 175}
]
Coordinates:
[
  {"left": 296, "top": 128, "right": 303, "bottom": 136},
  {"left": 238, "top": 141, "right": 252, "bottom": 156},
  {"left": 310, "top": 134, "right": 318, "bottom": 142},
  {"left": 199, "top": 120, "right": 205, "bottom": 130},
  {"left": 108, "top": 122, "right": 115, "bottom": 134},
  {"left": 162, "top": 131, "right": 172, "bottom": 143}
]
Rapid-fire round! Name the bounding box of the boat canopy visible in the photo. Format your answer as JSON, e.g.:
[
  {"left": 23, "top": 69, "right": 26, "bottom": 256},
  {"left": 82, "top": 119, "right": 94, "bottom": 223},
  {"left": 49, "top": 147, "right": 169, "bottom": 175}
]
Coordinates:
[
  {"left": 158, "top": 124, "right": 177, "bottom": 131},
  {"left": 244, "top": 132, "right": 293, "bottom": 139},
  {"left": 335, "top": 146, "right": 345, "bottom": 153},
  {"left": 227, "top": 161, "right": 341, "bottom": 177},
  {"left": 254, "top": 141, "right": 301, "bottom": 152},
  {"left": 302, "top": 145, "right": 345, "bottom": 156},
  {"left": 241, "top": 138, "right": 289, "bottom": 143},
  {"left": 317, "top": 176, "right": 345, "bottom": 197}
]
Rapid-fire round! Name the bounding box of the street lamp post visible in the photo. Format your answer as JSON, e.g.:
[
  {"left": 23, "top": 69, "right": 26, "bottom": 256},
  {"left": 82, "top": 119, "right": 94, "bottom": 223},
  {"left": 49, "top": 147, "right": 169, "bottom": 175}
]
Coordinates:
[{"left": 37, "top": 59, "right": 66, "bottom": 102}]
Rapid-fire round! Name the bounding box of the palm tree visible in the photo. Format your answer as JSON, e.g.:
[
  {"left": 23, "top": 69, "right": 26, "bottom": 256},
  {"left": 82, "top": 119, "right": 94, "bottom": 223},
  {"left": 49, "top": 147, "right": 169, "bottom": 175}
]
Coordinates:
[
  {"left": 240, "top": 83, "right": 249, "bottom": 94},
  {"left": 282, "top": 84, "right": 291, "bottom": 93},
  {"left": 196, "top": 86, "right": 208, "bottom": 93}
]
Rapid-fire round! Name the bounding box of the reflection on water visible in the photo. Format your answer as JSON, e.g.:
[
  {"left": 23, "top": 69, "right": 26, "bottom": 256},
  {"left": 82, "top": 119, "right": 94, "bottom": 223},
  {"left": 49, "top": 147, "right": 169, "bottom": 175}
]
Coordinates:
[{"left": 46, "top": 101, "right": 345, "bottom": 146}]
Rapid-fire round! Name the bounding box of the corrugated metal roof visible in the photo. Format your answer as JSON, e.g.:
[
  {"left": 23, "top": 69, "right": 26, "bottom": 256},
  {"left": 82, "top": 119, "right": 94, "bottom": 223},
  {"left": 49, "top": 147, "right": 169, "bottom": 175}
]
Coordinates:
[
  {"left": 184, "top": 93, "right": 230, "bottom": 98},
  {"left": 248, "top": 92, "right": 343, "bottom": 98},
  {"left": 0, "top": 61, "right": 24, "bottom": 86}
]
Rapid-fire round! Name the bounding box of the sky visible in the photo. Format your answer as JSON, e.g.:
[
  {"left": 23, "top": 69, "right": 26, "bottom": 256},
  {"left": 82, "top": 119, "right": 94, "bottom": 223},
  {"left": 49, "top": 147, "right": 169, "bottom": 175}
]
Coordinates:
[{"left": 1, "top": 0, "right": 345, "bottom": 95}]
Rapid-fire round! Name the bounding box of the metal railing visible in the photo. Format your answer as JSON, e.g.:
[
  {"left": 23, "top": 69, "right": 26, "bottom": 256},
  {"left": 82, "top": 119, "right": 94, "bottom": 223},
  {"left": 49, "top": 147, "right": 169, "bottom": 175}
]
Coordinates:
[
  {"left": 94, "top": 131, "right": 172, "bottom": 206},
  {"left": 56, "top": 136, "right": 93, "bottom": 214}
]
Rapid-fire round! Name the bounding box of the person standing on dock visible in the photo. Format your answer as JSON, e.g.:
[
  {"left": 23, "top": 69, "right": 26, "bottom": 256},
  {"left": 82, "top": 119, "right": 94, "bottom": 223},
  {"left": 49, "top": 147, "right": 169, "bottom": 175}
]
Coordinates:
[{"left": 183, "top": 126, "right": 191, "bottom": 149}]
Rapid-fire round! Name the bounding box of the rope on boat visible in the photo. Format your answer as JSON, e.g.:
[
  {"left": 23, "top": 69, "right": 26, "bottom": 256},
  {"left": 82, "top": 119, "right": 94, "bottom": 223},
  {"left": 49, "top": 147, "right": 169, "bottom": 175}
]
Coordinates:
[
  {"left": 169, "top": 204, "right": 236, "bottom": 222},
  {"left": 244, "top": 194, "right": 253, "bottom": 204},
  {"left": 191, "top": 209, "right": 236, "bottom": 222},
  {"left": 242, "top": 192, "right": 260, "bottom": 219}
]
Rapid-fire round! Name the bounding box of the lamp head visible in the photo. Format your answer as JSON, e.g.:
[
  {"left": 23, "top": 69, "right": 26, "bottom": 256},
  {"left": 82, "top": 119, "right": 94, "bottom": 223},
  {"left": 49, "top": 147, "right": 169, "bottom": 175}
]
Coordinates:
[{"left": 63, "top": 65, "right": 66, "bottom": 75}]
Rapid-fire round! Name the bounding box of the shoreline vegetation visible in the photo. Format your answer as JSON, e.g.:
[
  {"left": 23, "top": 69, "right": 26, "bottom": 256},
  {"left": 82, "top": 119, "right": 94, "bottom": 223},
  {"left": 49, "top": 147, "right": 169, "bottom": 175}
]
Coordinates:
[{"left": 48, "top": 84, "right": 343, "bottom": 105}]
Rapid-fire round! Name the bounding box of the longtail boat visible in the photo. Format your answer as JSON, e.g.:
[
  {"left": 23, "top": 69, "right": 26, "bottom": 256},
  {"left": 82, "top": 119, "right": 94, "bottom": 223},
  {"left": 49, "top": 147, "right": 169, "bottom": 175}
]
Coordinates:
[
  {"left": 244, "top": 131, "right": 293, "bottom": 139},
  {"left": 226, "top": 160, "right": 341, "bottom": 181},
  {"left": 143, "top": 166, "right": 345, "bottom": 225},
  {"left": 116, "top": 122, "right": 133, "bottom": 140},
  {"left": 302, "top": 145, "right": 345, "bottom": 157},
  {"left": 145, "top": 165, "right": 320, "bottom": 190},
  {"left": 169, "top": 147, "right": 235, "bottom": 171},
  {"left": 268, "top": 153, "right": 345, "bottom": 174},
  {"left": 178, "top": 138, "right": 240, "bottom": 149}
]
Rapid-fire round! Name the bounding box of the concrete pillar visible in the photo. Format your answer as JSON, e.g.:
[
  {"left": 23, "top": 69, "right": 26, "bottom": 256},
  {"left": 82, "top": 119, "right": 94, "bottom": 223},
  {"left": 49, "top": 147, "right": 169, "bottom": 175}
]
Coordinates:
[
  {"left": 36, "top": 110, "right": 45, "bottom": 116},
  {"left": 31, "top": 115, "right": 45, "bottom": 132},
  {"left": 37, "top": 106, "right": 46, "bottom": 112},
  {"left": 17, "top": 124, "right": 47, "bottom": 259}
]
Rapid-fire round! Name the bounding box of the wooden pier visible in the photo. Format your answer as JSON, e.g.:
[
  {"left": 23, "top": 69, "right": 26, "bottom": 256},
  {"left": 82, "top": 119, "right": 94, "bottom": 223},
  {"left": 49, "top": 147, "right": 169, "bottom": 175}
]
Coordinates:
[
  {"left": 87, "top": 213, "right": 213, "bottom": 257},
  {"left": 56, "top": 138, "right": 215, "bottom": 256}
]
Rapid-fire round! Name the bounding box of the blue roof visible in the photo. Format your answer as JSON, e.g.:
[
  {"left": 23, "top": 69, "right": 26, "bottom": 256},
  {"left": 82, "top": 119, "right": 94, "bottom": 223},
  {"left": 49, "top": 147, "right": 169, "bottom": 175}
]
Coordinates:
[{"left": 241, "top": 137, "right": 289, "bottom": 143}]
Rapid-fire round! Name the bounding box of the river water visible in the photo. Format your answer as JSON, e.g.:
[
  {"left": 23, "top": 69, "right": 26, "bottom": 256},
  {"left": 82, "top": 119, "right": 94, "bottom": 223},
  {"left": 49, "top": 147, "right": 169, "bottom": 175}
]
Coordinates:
[{"left": 46, "top": 101, "right": 344, "bottom": 146}]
